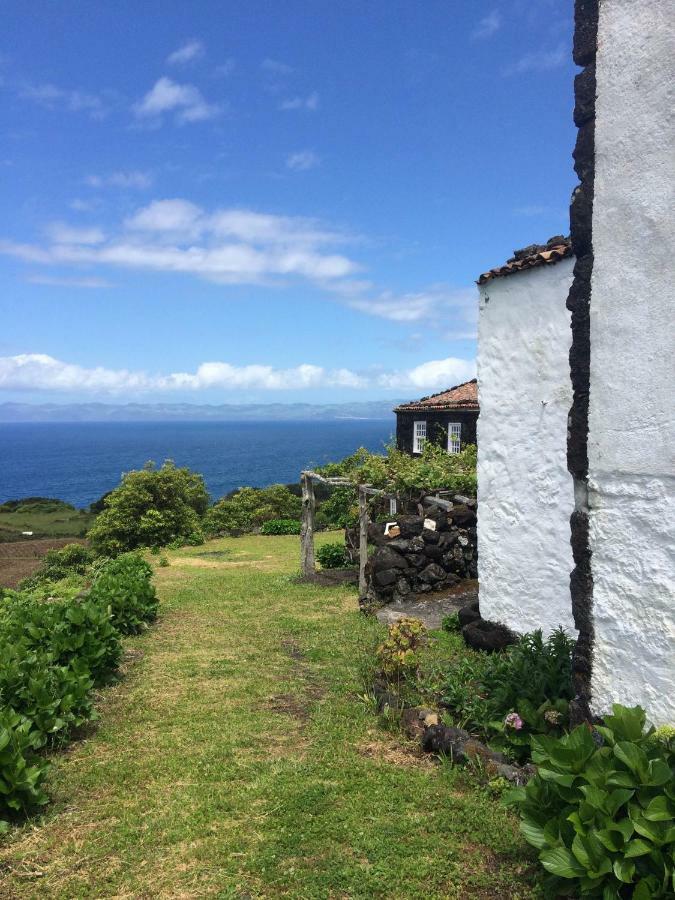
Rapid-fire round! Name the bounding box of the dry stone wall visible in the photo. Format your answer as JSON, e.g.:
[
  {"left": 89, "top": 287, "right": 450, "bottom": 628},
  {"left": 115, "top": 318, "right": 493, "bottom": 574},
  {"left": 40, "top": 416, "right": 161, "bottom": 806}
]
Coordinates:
[{"left": 363, "top": 497, "right": 477, "bottom": 608}]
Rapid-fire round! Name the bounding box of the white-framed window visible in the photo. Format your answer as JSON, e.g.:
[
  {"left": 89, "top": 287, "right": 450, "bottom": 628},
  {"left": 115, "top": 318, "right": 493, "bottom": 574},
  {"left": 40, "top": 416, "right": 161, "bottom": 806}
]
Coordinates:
[
  {"left": 448, "top": 422, "right": 462, "bottom": 454},
  {"left": 413, "top": 420, "right": 427, "bottom": 454},
  {"left": 389, "top": 497, "right": 398, "bottom": 515}
]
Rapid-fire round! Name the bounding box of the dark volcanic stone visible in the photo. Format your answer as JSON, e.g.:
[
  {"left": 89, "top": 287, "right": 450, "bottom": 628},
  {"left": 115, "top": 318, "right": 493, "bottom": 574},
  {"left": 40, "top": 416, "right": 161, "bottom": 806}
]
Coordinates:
[
  {"left": 422, "top": 528, "right": 440, "bottom": 545},
  {"left": 573, "top": 0, "right": 598, "bottom": 67},
  {"left": 410, "top": 536, "right": 425, "bottom": 553},
  {"left": 407, "top": 552, "right": 427, "bottom": 570},
  {"left": 438, "top": 531, "right": 457, "bottom": 550},
  {"left": 374, "top": 568, "right": 397, "bottom": 588},
  {"left": 367, "top": 522, "right": 388, "bottom": 547},
  {"left": 418, "top": 563, "right": 446, "bottom": 585},
  {"left": 397, "top": 515, "right": 424, "bottom": 538},
  {"left": 449, "top": 505, "right": 477, "bottom": 528},
  {"left": 462, "top": 619, "right": 517, "bottom": 653},
  {"left": 573, "top": 63, "right": 596, "bottom": 126},
  {"left": 395, "top": 577, "right": 412, "bottom": 596},
  {"left": 371, "top": 547, "right": 409, "bottom": 573},
  {"left": 386, "top": 538, "right": 412, "bottom": 554},
  {"left": 574, "top": 121, "right": 595, "bottom": 182},
  {"left": 423, "top": 543, "right": 443, "bottom": 561},
  {"left": 570, "top": 184, "right": 593, "bottom": 257},
  {"left": 458, "top": 601, "right": 481, "bottom": 627}
]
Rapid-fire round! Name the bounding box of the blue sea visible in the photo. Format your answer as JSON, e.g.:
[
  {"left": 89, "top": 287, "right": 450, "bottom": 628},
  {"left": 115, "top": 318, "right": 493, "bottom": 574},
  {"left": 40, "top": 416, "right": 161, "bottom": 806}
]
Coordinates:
[{"left": 0, "top": 420, "right": 395, "bottom": 508}]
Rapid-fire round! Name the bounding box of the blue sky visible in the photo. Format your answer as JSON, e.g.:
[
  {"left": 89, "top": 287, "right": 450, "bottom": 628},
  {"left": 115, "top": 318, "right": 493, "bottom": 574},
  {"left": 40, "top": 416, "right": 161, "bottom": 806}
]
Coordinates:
[{"left": 0, "top": 0, "right": 576, "bottom": 404}]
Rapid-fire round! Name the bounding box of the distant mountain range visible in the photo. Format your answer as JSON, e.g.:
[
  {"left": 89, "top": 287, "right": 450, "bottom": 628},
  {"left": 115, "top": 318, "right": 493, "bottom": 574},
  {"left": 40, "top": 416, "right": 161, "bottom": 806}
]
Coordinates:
[{"left": 0, "top": 400, "right": 401, "bottom": 423}]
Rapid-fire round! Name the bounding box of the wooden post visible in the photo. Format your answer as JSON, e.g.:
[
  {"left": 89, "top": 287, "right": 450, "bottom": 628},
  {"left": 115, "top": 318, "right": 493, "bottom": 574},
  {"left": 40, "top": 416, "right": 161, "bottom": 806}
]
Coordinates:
[
  {"left": 358, "top": 485, "right": 369, "bottom": 600},
  {"left": 300, "top": 472, "right": 316, "bottom": 576}
]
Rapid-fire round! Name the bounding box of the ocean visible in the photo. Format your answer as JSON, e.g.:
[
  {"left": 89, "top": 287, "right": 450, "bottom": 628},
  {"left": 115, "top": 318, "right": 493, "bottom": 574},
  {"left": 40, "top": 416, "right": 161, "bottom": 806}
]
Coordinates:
[{"left": 0, "top": 420, "right": 395, "bottom": 508}]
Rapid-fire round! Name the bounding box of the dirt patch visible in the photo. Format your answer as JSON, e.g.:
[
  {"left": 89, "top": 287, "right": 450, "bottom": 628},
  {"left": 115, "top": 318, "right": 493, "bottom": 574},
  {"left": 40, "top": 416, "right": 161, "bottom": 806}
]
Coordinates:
[
  {"left": 0, "top": 537, "right": 87, "bottom": 588},
  {"left": 357, "top": 737, "right": 437, "bottom": 770},
  {"left": 295, "top": 568, "right": 358, "bottom": 587},
  {"left": 375, "top": 579, "right": 478, "bottom": 630}
]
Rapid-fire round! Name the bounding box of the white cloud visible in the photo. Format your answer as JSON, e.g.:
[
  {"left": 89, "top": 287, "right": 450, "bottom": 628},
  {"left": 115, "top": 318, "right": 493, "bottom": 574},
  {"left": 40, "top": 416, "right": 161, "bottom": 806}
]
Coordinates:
[
  {"left": 25, "top": 274, "right": 113, "bottom": 289},
  {"left": 167, "top": 39, "right": 205, "bottom": 66},
  {"left": 213, "top": 59, "right": 236, "bottom": 78},
  {"left": 18, "top": 82, "right": 107, "bottom": 119},
  {"left": 473, "top": 11, "right": 501, "bottom": 39},
  {"left": 85, "top": 170, "right": 153, "bottom": 189},
  {"left": 0, "top": 353, "right": 475, "bottom": 395},
  {"left": 261, "top": 58, "right": 293, "bottom": 75},
  {"left": 44, "top": 222, "right": 106, "bottom": 245},
  {"left": 286, "top": 150, "right": 320, "bottom": 171},
  {"left": 279, "top": 91, "right": 319, "bottom": 111},
  {"left": 377, "top": 356, "right": 476, "bottom": 390},
  {"left": 0, "top": 201, "right": 359, "bottom": 286},
  {"left": 345, "top": 285, "right": 477, "bottom": 331},
  {"left": 133, "top": 77, "right": 221, "bottom": 124},
  {"left": 504, "top": 43, "right": 567, "bottom": 75}
]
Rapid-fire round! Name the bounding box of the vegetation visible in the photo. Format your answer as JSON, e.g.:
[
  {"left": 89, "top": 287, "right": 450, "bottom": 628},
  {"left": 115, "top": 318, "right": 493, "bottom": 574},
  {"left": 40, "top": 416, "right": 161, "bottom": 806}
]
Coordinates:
[
  {"left": 87, "top": 461, "right": 208, "bottom": 556},
  {"left": 441, "top": 628, "right": 574, "bottom": 762},
  {"left": 260, "top": 517, "right": 302, "bottom": 535},
  {"left": 88, "top": 553, "right": 158, "bottom": 635},
  {"left": 0, "top": 533, "right": 542, "bottom": 897},
  {"left": 316, "top": 540, "right": 350, "bottom": 569},
  {"left": 205, "top": 484, "right": 301, "bottom": 535},
  {"left": 19, "top": 543, "right": 93, "bottom": 589},
  {"left": 0, "top": 498, "right": 94, "bottom": 543},
  {"left": 318, "top": 441, "right": 477, "bottom": 498},
  {"left": 376, "top": 616, "right": 429, "bottom": 681},
  {"left": 506, "top": 704, "right": 674, "bottom": 898}
]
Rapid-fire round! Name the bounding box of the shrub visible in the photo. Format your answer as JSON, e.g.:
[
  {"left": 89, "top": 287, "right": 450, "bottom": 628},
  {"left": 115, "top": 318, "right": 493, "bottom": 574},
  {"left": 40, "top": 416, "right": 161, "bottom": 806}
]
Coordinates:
[
  {"left": 441, "top": 628, "right": 575, "bottom": 761},
  {"left": 442, "top": 612, "right": 461, "bottom": 632},
  {"left": 505, "top": 704, "right": 675, "bottom": 899},
  {"left": 89, "top": 553, "right": 158, "bottom": 635},
  {"left": 20, "top": 543, "right": 93, "bottom": 589},
  {"left": 87, "top": 460, "right": 209, "bottom": 555},
  {"left": 376, "top": 617, "right": 428, "bottom": 681},
  {"left": 205, "top": 485, "right": 301, "bottom": 535},
  {"left": 318, "top": 486, "right": 359, "bottom": 528},
  {"left": 0, "top": 708, "right": 49, "bottom": 828},
  {"left": 261, "top": 518, "right": 302, "bottom": 535},
  {"left": 316, "top": 541, "right": 349, "bottom": 569}
]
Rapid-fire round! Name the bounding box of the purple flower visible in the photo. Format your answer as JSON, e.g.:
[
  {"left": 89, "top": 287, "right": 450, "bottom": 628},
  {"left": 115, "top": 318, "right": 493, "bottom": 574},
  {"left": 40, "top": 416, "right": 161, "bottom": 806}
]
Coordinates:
[{"left": 504, "top": 712, "right": 523, "bottom": 731}]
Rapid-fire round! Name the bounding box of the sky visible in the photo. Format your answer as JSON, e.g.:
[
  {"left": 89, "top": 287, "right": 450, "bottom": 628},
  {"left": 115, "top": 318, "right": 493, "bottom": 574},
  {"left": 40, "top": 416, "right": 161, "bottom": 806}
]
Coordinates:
[{"left": 0, "top": 0, "right": 577, "bottom": 405}]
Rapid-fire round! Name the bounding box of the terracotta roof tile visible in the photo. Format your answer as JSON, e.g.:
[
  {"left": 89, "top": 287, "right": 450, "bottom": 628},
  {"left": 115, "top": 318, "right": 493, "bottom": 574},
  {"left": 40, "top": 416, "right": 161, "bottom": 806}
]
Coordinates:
[
  {"left": 477, "top": 235, "right": 572, "bottom": 284},
  {"left": 393, "top": 378, "right": 478, "bottom": 412}
]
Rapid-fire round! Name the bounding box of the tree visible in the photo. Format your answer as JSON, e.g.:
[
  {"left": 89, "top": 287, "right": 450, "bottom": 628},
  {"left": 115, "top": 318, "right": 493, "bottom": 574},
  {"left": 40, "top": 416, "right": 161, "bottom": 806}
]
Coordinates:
[
  {"left": 87, "top": 461, "right": 208, "bottom": 555},
  {"left": 204, "top": 484, "right": 301, "bottom": 535}
]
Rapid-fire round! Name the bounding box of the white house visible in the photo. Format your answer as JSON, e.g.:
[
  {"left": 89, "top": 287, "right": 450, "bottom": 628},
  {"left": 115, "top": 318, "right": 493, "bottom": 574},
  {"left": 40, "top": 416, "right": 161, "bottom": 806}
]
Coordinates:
[{"left": 476, "top": 237, "right": 576, "bottom": 638}]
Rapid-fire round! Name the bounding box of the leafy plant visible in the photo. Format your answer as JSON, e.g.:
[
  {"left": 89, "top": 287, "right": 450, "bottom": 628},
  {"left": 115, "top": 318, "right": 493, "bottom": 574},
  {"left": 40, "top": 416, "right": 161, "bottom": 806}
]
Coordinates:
[
  {"left": 205, "top": 485, "right": 302, "bottom": 535},
  {"left": 318, "top": 486, "right": 359, "bottom": 528},
  {"left": 0, "top": 708, "right": 49, "bottom": 827},
  {"left": 260, "top": 518, "right": 302, "bottom": 535},
  {"left": 441, "top": 627, "right": 574, "bottom": 761},
  {"left": 376, "top": 617, "right": 428, "bottom": 681},
  {"left": 87, "top": 460, "right": 209, "bottom": 555},
  {"left": 20, "top": 543, "right": 93, "bottom": 589},
  {"left": 88, "top": 552, "right": 158, "bottom": 635},
  {"left": 316, "top": 541, "right": 350, "bottom": 569},
  {"left": 505, "top": 704, "right": 675, "bottom": 898},
  {"left": 442, "top": 612, "right": 461, "bottom": 632}
]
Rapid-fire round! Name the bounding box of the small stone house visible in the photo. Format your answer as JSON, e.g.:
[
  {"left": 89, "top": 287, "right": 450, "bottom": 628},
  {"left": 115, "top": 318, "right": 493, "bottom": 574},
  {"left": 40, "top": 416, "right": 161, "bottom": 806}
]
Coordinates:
[{"left": 394, "top": 380, "right": 478, "bottom": 456}]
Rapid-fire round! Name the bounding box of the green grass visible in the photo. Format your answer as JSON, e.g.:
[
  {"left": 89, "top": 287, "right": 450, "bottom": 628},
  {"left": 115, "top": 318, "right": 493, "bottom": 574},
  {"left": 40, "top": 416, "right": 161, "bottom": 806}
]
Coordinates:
[
  {"left": 0, "top": 532, "right": 542, "bottom": 898},
  {"left": 0, "top": 504, "right": 94, "bottom": 541}
]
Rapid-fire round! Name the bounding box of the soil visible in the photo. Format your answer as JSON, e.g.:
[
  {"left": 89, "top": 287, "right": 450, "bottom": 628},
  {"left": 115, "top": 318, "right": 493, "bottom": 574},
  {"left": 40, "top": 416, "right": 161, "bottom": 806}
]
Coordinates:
[
  {"left": 375, "top": 579, "right": 479, "bottom": 630},
  {"left": 0, "top": 537, "right": 88, "bottom": 588}
]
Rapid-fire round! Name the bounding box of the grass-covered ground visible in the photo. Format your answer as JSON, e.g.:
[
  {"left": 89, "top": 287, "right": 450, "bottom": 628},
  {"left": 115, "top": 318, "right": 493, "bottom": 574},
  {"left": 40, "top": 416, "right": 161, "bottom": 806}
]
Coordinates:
[{"left": 0, "top": 533, "right": 542, "bottom": 898}]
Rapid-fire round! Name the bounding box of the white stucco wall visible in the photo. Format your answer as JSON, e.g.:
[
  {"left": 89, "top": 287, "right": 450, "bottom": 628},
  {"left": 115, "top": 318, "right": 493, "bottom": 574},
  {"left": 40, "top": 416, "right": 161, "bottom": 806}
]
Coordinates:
[
  {"left": 477, "top": 258, "right": 576, "bottom": 637},
  {"left": 587, "top": 0, "right": 675, "bottom": 724}
]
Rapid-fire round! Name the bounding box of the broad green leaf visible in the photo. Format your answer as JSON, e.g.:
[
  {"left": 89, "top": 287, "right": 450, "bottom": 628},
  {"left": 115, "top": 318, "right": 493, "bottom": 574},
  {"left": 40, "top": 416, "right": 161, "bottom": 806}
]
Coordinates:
[
  {"left": 642, "top": 795, "right": 672, "bottom": 822},
  {"left": 614, "top": 742, "right": 649, "bottom": 780},
  {"left": 596, "top": 829, "right": 623, "bottom": 852},
  {"left": 538, "top": 768, "right": 577, "bottom": 788},
  {"left": 613, "top": 857, "right": 636, "bottom": 883},
  {"left": 646, "top": 758, "right": 673, "bottom": 788},
  {"left": 519, "top": 819, "right": 548, "bottom": 849},
  {"left": 605, "top": 704, "right": 646, "bottom": 742},
  {"left": 606, "top": 788, "right": 634, "bottom": 817},
  {"left": 539, "top": 846, "right": 586, "bottom": 879},
  {"left": 624, "top": 838, "right": 652, "bottom": 858},
  {"left": 632, "top": 881, "right": 654, "bottom": 900}
]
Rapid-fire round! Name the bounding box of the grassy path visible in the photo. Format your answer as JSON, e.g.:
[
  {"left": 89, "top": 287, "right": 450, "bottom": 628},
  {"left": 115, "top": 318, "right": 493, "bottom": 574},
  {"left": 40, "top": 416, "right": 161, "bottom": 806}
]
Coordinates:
[{"left": 0, "top": 534, "right": 542, "bottom": 899}]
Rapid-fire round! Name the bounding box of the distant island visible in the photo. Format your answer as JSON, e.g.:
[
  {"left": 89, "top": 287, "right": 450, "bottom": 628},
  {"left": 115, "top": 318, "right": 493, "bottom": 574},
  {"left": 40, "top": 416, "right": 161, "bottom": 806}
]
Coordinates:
[{"left": 0, "top": 400, "right": 401, "bottom": 423}]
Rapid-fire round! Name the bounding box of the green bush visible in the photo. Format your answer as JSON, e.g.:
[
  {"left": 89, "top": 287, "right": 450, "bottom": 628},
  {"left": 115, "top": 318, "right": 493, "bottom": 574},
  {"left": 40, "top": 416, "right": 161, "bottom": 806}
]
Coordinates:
[
  {"left": 0, "top": 709, "right": 49, "bottom": 828},
  {"left": 441, "top": 612, "right": 461, "bottom": 632},
  {"left": 87, "top": 460, "right": 209, "bottom": 555},
  {"left": 89, "top": 553, "right": 158, "bottom": 635},
  {"left": 441, "top": 628, "right": 574, "bottom": 761},
  {"left": 376, "top": 617, "right": 428, "bottom": 681},
  {"left": 205, "top": 485, "right": 301, "bottom": 535},
  {"left": 20, "top": 543, "right": 93, "bottom": 589},
  {"left": 316, "top": 541, "right": 349, "bottom": 569},
  {"left": 318, "top": 486, "right": 359, "bottom": 528},
  {"left": 505, "top": 704, "right": 674, "bottom": 898},
  {"left": 260, "top": 518, "right": 302, "bottom": 535}
]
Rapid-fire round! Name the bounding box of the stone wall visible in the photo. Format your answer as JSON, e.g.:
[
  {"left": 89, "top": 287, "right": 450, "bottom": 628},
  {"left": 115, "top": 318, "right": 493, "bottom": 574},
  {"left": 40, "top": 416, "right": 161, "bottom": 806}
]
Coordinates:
[{"left": 363, "top": 497, "right": 477, "bottom": 608}]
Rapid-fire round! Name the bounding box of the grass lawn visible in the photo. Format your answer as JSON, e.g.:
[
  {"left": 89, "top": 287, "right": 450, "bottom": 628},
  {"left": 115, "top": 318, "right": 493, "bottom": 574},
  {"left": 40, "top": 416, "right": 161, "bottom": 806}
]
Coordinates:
[
  {"left": 0, "top": 506, "right": 94, "bottom": 542},
  {"left": 0, "top": 532, "right": 543, "bottom": 899}
]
